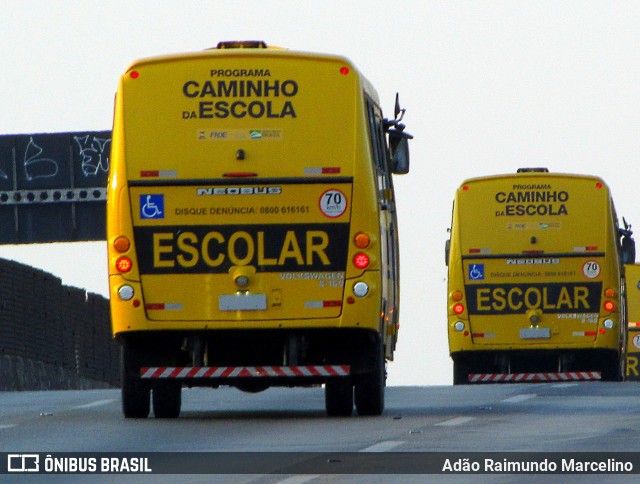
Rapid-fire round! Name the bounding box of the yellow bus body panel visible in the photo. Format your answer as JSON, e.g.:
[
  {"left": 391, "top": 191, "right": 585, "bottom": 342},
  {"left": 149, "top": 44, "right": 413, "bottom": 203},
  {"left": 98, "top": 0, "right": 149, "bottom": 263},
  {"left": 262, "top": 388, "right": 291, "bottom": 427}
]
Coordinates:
[{"left": 107, "top": 48, "right": 395, "bottom": 342}]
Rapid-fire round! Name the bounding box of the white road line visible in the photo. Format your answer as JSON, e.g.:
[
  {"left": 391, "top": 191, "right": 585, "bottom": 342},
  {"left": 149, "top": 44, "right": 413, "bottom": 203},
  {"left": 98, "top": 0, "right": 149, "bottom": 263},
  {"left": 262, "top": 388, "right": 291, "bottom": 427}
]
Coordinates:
[
  {"left": 276, "top": 476, "right": 321, "bottom": 484},
  {"left": 551, "top": 383, "right": 579, "bottom": 388},
  {"left": 72, "top": 399, "right": 115, "bottom": 410},
  {"left": 0, "top": 425, "right": 16, "bottom": 430},
  {"left": 435, "top": 416, "right": 476, "bottom": 426},
  {"left": 360, "top": 440, "right": 406, "bottom": 452},
  {"left": 501, "top": 394, "right": 537, "bottom": 403}
]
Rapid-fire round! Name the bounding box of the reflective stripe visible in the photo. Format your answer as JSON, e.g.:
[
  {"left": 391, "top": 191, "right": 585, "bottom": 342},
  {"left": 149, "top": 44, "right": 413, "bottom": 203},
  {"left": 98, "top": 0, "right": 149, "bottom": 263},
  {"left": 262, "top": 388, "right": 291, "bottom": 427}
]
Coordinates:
[
  {"left": 140, "top": 365, "right": 350, "bottom": 378},
  {"left": 468, "top": 372, "right": 601, "bottom": 383}
]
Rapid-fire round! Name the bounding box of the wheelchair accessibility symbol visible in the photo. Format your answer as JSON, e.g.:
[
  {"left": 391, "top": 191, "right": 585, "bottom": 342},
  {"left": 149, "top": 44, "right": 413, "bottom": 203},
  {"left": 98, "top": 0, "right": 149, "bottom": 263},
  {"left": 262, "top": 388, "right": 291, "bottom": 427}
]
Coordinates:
[
  {"left": 140, "top": 194, "right": 164, "bottom": 219},
  {"left": 468, "top": 264, "right": 485, "bottom": 281}
]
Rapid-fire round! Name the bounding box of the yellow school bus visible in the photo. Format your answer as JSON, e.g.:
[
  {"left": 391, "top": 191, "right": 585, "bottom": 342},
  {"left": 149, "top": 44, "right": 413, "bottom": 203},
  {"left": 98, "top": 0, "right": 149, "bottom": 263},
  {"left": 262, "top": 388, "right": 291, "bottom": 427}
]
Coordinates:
[
  {"left": 107, "top": 41, "right": 411, "bottom": 417},
  {"left": 446, "top": 168, "right": 635, "bottom": 384}
]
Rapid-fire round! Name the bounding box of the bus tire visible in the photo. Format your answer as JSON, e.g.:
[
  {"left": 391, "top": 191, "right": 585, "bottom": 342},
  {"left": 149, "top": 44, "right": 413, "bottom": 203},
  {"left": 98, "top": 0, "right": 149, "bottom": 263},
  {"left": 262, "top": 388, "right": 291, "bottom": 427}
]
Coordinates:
[
  {"left": 121, "top": 345, "right": 150, "bottom": 419},
  {"left": 453, "top": 358, "right": 470, "bottom": 385},
  {"left": 153, "top": 381, "right": 182, "bottom": 418},
  {"left": 354, "top": 341, "right": 385, "bottom": 416},
  {"left": 600, "top": 353, "right": 622, "bottom": 382},
  {"left": 325, "top": 379, "right": 353, "bottom": 417}
]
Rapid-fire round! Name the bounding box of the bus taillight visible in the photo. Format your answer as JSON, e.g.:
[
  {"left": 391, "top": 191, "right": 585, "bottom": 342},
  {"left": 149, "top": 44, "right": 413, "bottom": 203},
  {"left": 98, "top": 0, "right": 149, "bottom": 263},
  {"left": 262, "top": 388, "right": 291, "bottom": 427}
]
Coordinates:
[
  {"left": 453, "top": 303, "right": 465, "bottom": 315},
  {"left": 116, "top": 256, "right": 133, "bottom": 273},
  {"left": 354, "top": 232, "right": 370, "bottom": 249},
  {"left": 113, "top": 236, "right": 131, "bottom": 253},
  {"left": 353, "top": 253, "right": 369, "bottom": 269},
  {"left": 604, "top": 300, "right": 615, "bottom": 312}
]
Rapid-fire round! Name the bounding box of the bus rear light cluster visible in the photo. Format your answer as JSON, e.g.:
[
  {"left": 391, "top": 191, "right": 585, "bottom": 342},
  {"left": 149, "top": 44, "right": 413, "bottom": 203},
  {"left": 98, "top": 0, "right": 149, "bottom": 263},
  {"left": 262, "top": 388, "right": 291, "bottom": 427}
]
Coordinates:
[
  {"left": 603, "top": 288, "right": 616, "bottom": 313},
  {"left": 113, "top": 236, "right": 133, "bottom": 273},
  {"left": 451, "top": 290, "right": 465, "bottom": 315},
  {"left": 352, "top": 233, "right": 371, "bottom": 269},
  {"left": 601, "top": 286, "right": 616, "bottom": 332}
]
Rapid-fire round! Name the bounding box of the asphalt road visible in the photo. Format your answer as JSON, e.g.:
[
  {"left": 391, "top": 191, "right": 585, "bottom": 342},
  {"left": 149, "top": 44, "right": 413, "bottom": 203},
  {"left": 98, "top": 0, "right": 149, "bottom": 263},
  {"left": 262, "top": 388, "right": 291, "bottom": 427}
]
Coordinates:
[{"left": 2, "top": 383, "right": 640, "bottom": 482}]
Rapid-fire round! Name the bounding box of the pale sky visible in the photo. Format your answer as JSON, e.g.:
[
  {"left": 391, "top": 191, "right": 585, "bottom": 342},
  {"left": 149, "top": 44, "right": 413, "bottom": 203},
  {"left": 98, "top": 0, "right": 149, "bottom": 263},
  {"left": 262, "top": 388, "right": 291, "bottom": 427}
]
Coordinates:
[{"left": 1, "top": 1, "right": 639, "bottom": 386}]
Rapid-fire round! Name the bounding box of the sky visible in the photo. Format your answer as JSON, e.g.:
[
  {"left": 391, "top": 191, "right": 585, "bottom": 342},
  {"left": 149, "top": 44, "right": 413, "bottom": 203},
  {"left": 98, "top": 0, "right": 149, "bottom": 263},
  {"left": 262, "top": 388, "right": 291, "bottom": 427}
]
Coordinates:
[{"left": 1, "top": 1, "right": 639, "bottom": 386}]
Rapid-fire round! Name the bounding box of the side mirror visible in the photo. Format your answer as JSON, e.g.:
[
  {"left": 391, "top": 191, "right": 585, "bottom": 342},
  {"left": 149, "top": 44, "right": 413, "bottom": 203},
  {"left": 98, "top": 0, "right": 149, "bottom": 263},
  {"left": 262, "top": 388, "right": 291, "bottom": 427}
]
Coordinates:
[
  {"left": 445, "top": 239, "right": 451, "bottom": 266},
  {"left": 389, "top": 131, "right": 410, "bottom": 175},
  {"left": 621, "top": 235, "right": 636, "bottom": 265}
]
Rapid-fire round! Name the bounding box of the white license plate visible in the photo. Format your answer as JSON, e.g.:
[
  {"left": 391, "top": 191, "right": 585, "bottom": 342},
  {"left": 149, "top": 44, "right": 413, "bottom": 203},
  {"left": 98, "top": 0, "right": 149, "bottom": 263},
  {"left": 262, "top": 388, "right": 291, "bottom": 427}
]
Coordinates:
[
  {"left": 520, "top": 327, "right": 551, "bottom": 339},
  {"left": 219, "top": 294, "right": 267, "bottom": 311}
]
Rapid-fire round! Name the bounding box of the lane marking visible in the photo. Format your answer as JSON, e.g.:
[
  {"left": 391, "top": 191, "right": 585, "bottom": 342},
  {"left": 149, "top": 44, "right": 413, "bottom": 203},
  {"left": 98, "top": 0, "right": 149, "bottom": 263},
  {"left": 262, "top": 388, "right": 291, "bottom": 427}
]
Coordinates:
[
  {"left": 551, "top": 383, "right": 579, "bottom": 388},
  {"left": 277, "top": 476, "right": 320, "bottom": 484},
  {"left": 72, "top": 399, "right": 115, "bottom": 410},
  {"left": 277, "top": 440, "right": 407, "bottom": 482},
  {"left": 501, "top": 394, "right": 536, "bottom": 403},
  {"left": 360, "top": 440, "right": 405, "bottom": 452},
  {"left": 435, "top": 416, "right": 475, "bottom": 426},
  {"left": 0, "top": 425, "right": 16, "bottom": 430}
]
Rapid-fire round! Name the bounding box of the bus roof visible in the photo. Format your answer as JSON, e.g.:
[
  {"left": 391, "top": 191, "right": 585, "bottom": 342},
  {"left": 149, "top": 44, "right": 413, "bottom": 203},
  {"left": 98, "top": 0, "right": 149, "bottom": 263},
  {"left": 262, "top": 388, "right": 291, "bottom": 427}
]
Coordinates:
[
  {"left": 453, "top": 169, "right": 615, "bottom": 256},
  {"left": 123, "top": 42, "right": 380, "bottom": 103},
  {"left": 458, "top": 169, "right": 609, "bottom": 189}
]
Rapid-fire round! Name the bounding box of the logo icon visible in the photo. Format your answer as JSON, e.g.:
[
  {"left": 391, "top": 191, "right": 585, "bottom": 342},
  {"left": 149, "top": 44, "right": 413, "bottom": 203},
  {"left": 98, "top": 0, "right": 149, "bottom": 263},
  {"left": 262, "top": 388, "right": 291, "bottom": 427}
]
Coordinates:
[
  {"left": 140, "top": 194, "right": 164, "bottom": 219},
  {"left": 468, "top": 264, "right": 485, "bottom": 281},
  {"left": 8, "top": 454, "right": 39, "bottom": 472}
]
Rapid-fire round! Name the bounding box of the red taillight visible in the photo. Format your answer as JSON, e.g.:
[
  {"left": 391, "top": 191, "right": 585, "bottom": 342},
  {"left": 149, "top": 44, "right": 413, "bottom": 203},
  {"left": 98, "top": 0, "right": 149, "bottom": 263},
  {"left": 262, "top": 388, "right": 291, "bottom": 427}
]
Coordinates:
[
  {"left": 340, "top": 66, "right": 350, "bottom": 75},
  {"left": 130, "top": 70, "right": 139, "bottom": 79},
  {"left": 453, "top": 303, "right": 465, "bottom": 315},
  {"left": 604, "top": 300, "right": 615, "bottom": 312},
  {"left": 116, "top": 256, "right": 132, "bottom": 273},
  {"left": 353, "top": 253, "right": 370, "bottom": 269}
]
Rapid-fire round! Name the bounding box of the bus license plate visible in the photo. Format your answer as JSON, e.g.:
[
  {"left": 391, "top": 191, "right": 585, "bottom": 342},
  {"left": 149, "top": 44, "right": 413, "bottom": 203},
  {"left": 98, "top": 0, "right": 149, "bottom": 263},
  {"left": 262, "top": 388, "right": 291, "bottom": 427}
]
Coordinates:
[
  {"left": 520, "top": 327, "right": 551, "bottom": 339},
  {"left": 219, "top": 294, "right": 267, "bottom": 311}
]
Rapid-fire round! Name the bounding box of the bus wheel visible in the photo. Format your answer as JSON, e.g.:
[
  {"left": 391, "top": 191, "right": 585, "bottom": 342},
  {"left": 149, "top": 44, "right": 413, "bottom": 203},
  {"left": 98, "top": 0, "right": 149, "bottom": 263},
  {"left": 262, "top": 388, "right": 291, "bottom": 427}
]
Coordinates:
[
  {"left": 152, "top": 381, "right": 182, "bottom": 418},
  {"left": 325, "top": 379, "right": 353, "bottom": 416},
  {"left": 354, "top": 341, "right": 385, "bottom": 416},
  {"left": 121, "top": 345, "right": 150, "bottom": 418},
  {"left": 453, "top": 358, "right": 470, "bottom": 385},
  {"left": 600, "top": 353, "right": 622, "bottom": 382}
]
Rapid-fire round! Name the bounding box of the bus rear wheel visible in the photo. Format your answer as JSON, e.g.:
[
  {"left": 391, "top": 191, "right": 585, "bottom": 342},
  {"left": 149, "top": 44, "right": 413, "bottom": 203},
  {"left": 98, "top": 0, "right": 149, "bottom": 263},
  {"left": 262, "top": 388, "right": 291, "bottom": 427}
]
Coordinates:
[
  {"left": 121, "top": 344, "right": 151, "bottom": 419},
  {"left": 325, "top": 379, "right": 353, "bottom": 416},
  {"left": 354, "top": 341, "right": 385, "bottom": 416},
  {"left": 153, "top": 381, "right": 182, "bottom": 418},
  {"left": 453, "top": 356, "right": 471, "bottom": 385}
]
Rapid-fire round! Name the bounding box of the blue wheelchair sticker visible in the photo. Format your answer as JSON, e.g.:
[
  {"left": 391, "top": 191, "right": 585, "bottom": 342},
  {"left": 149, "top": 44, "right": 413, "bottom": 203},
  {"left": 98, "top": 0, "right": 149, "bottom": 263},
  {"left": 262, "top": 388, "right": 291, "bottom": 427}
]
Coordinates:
[
  {"left": 468, "top": 264, "right": 485, "bottom": 281},
  {"left": 140, "top": 194, "right": 164, "bottom": 219}
]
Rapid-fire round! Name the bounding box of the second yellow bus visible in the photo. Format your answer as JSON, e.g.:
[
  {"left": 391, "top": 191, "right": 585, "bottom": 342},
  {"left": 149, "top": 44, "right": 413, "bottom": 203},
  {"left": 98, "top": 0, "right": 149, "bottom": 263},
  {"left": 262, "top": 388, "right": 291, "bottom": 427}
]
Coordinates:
[{"left": 446, "top": 168, "right": 635, "bottom": 384}]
